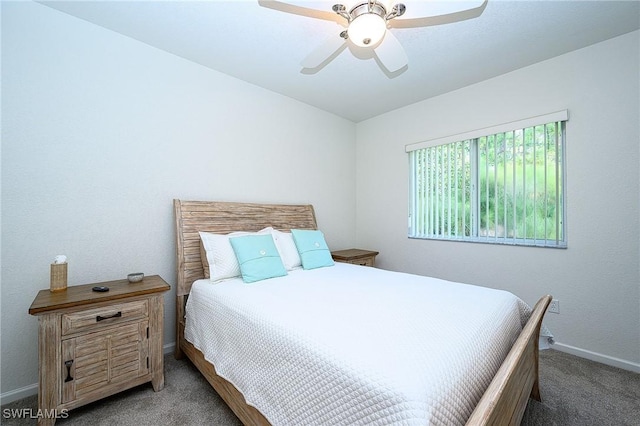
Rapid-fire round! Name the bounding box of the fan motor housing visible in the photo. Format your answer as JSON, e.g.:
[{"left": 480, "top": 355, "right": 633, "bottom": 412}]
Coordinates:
[
  {"left": 351, "top": 2, "right": 387, "bottom": 19},
  {"left": 333, "top": 2, "right": 406, "bottom": 24}
]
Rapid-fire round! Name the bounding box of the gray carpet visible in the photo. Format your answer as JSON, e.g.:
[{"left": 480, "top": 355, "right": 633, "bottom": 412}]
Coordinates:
[{"left": 2, "top": 349, "right": 638, "bottom": 425}]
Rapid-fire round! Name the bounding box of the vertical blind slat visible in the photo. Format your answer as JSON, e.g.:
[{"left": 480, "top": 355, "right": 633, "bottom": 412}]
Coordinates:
[
  {"left": 533, "top": 126, "right": 538, "bottom": 243},
  {"left": 493, "top": 135, "right": 499, "bottom": 241},
  {"left": 502, "top": 133, "right": 507, "bottom": 242},
  {"left": 543, "top": 124, "right": 549, "bottom": 242},
  {"left": 555, "top": 122, "right": 561, "bottom": 245},
  {"left": 512, "top": 130, "right": 517, "bottom": 242}
]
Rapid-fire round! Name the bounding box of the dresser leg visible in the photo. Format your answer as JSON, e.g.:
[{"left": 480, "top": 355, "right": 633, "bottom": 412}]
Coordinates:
[
  {"left": 37, "top": 416, "right": 56, "bottom": 426},
  {"left": 150, "top": 294, "right": 165, "bottom": 391},
  {"left": 152, "top": 373, "right": 165, "bottom": 392},
  {"left": 38, "top": 314, "right": 61, "bottom": 426}
]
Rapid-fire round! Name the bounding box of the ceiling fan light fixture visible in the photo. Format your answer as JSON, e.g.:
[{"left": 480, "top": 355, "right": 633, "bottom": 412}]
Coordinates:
[{"left": 348, "top": 13, "right": 387, "bottom": 47}]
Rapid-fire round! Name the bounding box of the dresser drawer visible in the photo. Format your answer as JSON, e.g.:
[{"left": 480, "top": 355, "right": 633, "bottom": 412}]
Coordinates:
[
  {"left": 348, "top": 257, "right": 375, "bottom": 267},
  {"left": 62, "top": 300, "right": 148, "bottom": 336}
]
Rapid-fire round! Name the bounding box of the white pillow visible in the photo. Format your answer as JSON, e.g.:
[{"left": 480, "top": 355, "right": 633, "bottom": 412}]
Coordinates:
[
  {"left": 199, "top": 227, "right": 273, "bottom": 282},
  {"left": 271, "top": 229, "right": 302, "bottom": 270}
]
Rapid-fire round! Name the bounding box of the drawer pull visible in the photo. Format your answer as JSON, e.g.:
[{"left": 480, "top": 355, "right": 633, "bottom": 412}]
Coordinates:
[
  {"left": 64, "top": 360, "right": 74, "bottom": 382},
  {"left": 96, "top": 311, "right": 122, "bottom": 322}
]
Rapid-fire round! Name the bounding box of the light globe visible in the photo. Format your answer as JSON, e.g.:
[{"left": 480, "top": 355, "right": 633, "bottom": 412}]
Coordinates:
[{"left": 348, "top": 13, "right": 387, "bottom": 47}]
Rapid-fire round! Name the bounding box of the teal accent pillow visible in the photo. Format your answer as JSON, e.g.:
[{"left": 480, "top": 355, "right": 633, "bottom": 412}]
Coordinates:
[
  {"left": 291, "top": 229, "right": 335, "bottom": 270},
  {"left": 229, "top": 234, "right": 287, "bottom": 283}
]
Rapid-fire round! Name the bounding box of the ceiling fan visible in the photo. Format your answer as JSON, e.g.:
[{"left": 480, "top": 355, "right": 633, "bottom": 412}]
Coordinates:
[{"left": 258, "top": 0, "right": 488, "bottom": 73}]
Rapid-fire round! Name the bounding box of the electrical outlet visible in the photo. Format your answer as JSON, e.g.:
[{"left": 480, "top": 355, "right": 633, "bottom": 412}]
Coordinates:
[{"left": 548, "top": 299, "right": 560, "bottom": 314}]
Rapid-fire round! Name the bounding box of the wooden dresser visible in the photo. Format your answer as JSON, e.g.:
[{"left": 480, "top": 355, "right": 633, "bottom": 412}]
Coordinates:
[
  {"left": 28, "top": 275, "right": 170, "bottom": 425},
  {"left": 331, "top": 248, "right": 379, "bottom": 267}
]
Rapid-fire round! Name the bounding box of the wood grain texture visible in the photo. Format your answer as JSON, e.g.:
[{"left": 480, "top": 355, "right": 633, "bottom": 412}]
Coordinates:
[
  {"left": 61, "top": 299, "right": 148, "bottom": 336},
  {"left": 173, "top": 199, "right": 317, "bottom": 297},
  {"left": 174, "top": 295, "right": 186, "bottom": 360},
  {"left": 64, "top": 321, "right": 147, "bottom": 402},
  {"left": 173, "top": 199, "right": 551, "bottom": 426},
  {"left": 30, "top": 277, "right": 170, "bottom": 425},
  {"left": 466, "top": 295, "right": 552, "bottom": 426},
  {"left": 331, "top": 249, "right": 379, "bottom": 267},
  {"left": 38, "top": 313, "right": 61, "bottom": 426},
  {"left": 149, "top": 294, "right": 165, "bottom": 391},
  {"left": 29, "top": 275, "right": 170, "bottom": 315}
]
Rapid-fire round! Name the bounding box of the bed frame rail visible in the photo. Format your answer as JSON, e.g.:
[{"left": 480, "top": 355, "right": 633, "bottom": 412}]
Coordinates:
[{"left": 466, "top": 294, "right": 552, "bottom": 425}]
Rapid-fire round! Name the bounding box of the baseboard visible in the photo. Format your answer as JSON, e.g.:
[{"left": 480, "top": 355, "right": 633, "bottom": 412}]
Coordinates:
[
  {"left": 552, "top": 342, "right": 640, "bottom": 373},
  {"left": 0, "top": 341, "right": 177, "bottom": 406},
  {"left": 0, "top": 383, "right": 38, "bottom": 406},
  {"left": 163, "top": 341, "right": 176, "bottom": 356}
]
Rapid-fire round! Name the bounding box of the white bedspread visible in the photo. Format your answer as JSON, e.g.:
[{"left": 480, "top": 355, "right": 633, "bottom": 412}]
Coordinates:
[{"left": 184, "top": 263, "right": 533, "bottom": 425}]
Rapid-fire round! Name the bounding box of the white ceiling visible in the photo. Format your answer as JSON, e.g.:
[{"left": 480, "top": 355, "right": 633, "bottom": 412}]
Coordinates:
[{"left": 39, "top": 0, "right": 640, "bottom": 122}]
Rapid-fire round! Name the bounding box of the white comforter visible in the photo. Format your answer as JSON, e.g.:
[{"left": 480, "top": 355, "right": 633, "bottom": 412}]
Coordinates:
[{"left": 184, "top": 263, "right": 533, "bottom": 425}]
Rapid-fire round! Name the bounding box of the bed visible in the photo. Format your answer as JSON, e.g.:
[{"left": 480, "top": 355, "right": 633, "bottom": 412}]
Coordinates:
[{"left": 173, "top": 199, "right": 552, "bottom": 426}]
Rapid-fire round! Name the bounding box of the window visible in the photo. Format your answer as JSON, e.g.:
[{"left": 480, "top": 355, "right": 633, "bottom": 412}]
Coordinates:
[{"left": 407, "top": 111, "right": 567, "bottom": 248}]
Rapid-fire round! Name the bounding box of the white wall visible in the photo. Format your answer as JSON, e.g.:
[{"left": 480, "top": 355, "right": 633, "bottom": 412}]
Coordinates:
[
  {"left": 355, "top": 31, "right": 640, "bottom": 371},
  {"left": 1, "top": 2, "right": 356, "bottom": 400}
]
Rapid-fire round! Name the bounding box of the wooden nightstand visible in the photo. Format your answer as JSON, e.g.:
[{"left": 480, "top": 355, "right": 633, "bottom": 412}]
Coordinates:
[
  {"left": 29, "top": 275, "right": 170, "bottom": 425},
  {"left": 331, "top": 249, "right": 379, "bottom": 267}
]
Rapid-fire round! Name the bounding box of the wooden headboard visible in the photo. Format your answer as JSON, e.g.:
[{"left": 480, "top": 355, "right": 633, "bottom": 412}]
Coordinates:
[{"left": 173, "top": 199, "right": 317, "bottom": 296}]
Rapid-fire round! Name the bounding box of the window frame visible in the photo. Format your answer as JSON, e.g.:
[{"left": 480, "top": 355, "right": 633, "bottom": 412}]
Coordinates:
[{"left": 406, "top": 111, "right": 568, "bottom": 248}]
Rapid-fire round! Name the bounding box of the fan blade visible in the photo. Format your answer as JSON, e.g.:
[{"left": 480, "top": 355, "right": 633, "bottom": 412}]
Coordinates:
[
  {"left": 271, "top": 0, "right": 332, "bottom": 8},
  {"left": 374, "top": 30, "right": 408, "bottom": 72},
  {"left": 301, "top": 34, "right": 347, "bottom": 68},
  {"left": 390, "top": 0, "right": 488, "bottom": 29},
  {"left": 258, "top": 1, "right": 344, "bottom": 24}
]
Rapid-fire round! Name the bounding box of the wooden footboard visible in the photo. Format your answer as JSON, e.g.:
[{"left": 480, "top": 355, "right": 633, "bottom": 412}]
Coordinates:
[{"left": 466, "top": 294, "right": 552, "bottom": 425}]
